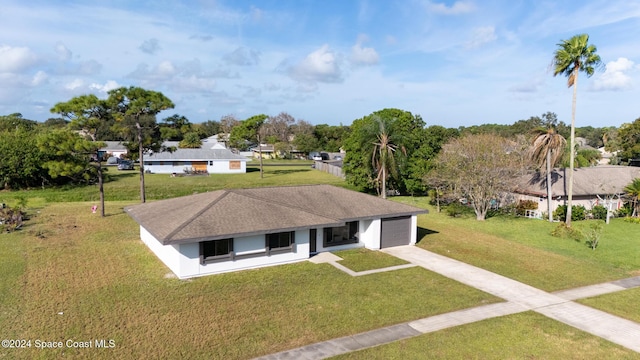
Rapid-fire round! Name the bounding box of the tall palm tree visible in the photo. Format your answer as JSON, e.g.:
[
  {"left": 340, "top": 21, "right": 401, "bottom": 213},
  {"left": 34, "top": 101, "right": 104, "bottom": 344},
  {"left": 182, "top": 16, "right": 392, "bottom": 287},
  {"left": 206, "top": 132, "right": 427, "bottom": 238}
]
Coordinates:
[
  {"left": 552, "top": 33, "right": 602, "bottom": 226},
  {"left": 624, "top": 178, "right": 640, "bottom": 217},
  {"left": 530, "top": 128, "right": 567, "bottom": 222},
  {"left": 371, "top": 118, "right": 403, "bottom": 199}
]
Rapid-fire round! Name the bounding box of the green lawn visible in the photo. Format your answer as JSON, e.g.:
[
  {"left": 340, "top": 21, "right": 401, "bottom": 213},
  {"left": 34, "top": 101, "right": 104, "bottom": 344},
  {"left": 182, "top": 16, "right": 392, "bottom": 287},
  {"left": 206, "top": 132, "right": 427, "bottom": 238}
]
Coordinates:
[
  {"left": 332, "top": 311, "right": 640, "bottom": 359},
  {"left": 0, "top": 202, "right": 498, "bottom": 359},
  {"left": 334, "top": 248, "right": 409, "bottom": 272},
  {"left": 2, "top": 174, "right": 640, "bottom": 358},
  {"left": 394, "top": 197, "right": 640, "bottom": 292}
]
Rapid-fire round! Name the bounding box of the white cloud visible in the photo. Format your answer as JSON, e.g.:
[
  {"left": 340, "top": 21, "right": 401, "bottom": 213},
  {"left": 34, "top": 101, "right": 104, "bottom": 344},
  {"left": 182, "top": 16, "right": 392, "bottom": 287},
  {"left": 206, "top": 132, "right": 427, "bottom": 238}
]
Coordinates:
[
  {"left": 89, "top": 80, "right": 119, "bottom": 93},
  {"left": 592, "top": 57, "right": 636, "bottom": 91},
  {"left": 139, "top": 38, "right": 161, "bottom": 55},
  {"left": 427, "top": 1, "right": 475, "bottom": 15},
  {"left": 31, "top": 71, "right": 48, "bottom": 86},
  {"left": 288, "top": 45, "right": 343, "bottom": 84},
  {"left": 54, "top": 42, "right": 72, "bottom": 61},
  {"left": 465, "top": 26, "right": 497, "bottom": 49},
  {"left": 350, "top": 35, "right": 379, "bottom": 66},
  {"left": 0, "top": 45, "right": 38, "bottom": 72},
  {"left": 65, "top": 78, "right": 84, "bottom": 90}
]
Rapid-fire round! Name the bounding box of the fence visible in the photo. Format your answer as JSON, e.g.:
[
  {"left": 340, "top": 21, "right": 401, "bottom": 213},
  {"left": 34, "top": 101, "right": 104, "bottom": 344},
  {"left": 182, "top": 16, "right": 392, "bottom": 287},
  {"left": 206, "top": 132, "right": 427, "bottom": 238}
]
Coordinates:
[{"left": 314, "top": 161, "right": 344, "bottom": 179}]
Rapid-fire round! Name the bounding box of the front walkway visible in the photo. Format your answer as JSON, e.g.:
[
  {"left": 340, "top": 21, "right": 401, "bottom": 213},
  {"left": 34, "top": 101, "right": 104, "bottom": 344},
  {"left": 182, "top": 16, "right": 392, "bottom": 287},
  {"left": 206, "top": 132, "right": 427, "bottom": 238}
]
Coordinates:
[{"left": 255, "top": 246, "right": 640, "bottom": 360}]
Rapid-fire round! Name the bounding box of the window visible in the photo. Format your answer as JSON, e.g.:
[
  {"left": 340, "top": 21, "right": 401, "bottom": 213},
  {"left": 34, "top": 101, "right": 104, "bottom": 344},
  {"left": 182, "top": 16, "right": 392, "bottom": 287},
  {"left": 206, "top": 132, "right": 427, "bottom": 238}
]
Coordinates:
[
  {"left": 229, "top": 161, "right": 241, "bottom": 169},
  {"left": 323, "top": 221, "right": 359, "bottom": 247},
  {"left": 200, "top": 238, "right": 233, "bottom": 264},
  {"left": 266, "top": 231, "right": 295, "bottom": 254}
]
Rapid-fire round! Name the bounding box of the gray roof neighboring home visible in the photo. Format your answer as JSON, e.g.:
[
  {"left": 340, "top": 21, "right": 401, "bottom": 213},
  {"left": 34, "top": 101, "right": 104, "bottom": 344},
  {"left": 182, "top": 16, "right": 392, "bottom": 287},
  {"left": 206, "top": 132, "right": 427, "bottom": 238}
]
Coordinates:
[
  {"left": 145, "top": 148, "right": 248, "bottom": 161},
  {"left": 125, "top": 184, "right": 428, "bottom": 245},
  {"left": 514, "top": 166, "right": 640, "bottom": 198}
]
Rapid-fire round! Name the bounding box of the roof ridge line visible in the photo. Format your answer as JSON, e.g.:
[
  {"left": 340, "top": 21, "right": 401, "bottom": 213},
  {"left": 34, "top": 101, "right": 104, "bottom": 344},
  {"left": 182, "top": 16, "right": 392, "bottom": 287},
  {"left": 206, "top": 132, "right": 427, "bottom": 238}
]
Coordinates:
[{"left": 165, "top": 191, "right": 230, "bottom": 242}]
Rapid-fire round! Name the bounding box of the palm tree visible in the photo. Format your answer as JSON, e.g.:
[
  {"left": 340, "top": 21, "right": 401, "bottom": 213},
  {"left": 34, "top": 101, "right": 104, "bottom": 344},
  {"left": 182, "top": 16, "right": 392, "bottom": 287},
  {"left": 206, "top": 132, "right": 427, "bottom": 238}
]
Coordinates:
[
  {"left": 624, "top": 178, "right": 640, "bottom": 217},
  {"left": 530, "top": 128, "right": 567, "bottom": 222},
  {"left": 552, "top": 33, "right": 602, "bottom": 226},
  {"left": 371, "top": 118, "right": 403, "bottom": 199}
]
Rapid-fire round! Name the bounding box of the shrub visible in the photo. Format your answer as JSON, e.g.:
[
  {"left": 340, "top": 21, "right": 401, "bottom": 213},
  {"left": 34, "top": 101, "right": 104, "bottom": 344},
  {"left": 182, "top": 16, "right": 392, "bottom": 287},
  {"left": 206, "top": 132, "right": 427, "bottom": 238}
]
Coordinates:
[
  {"left": 623, "top": 217, "right": 640, "bottom": 224},
  {"left": 554, "top": 205, "right": 587, "bottom": 222},
  {"left": 515, "top": 200, "right": 538, "bottom": 216},
  {"left": 551, "top": 222, "right": 582, "bottom": 241},
  {"left": 590, "top": 205, "right": 608, "bottom": 220},
  {"left": 445, "top": 202, "right": 473, "bottom": 218},
  {"left": 584, "top": 221, "right": 603, "bottom": 250}
]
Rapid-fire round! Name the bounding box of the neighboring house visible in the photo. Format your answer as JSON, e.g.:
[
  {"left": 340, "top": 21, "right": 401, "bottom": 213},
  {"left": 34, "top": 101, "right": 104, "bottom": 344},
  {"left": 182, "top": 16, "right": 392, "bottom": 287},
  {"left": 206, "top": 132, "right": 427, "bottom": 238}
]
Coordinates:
[
  {"left": 251, "top": 145, "right": 275, "bottom": 159},
  {"left": 98, "top": 141, "right": 128, "bottom": 159},
  {"left": 125, "top": 184, "right": 428, "bottom": 278},
  {"left": 513, "top": 166, "right": 640, "bottom": 214},
  {"left": 144, "top": 145, "right": 248, "bottom": 174}
]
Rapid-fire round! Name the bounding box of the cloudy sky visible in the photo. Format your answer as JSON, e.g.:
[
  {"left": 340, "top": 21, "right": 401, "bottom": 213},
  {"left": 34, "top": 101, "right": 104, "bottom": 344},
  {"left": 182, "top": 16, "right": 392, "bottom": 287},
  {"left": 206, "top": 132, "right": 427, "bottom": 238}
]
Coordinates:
[{"left": 1, "top": 0, "right": 639, "bottom": 128}]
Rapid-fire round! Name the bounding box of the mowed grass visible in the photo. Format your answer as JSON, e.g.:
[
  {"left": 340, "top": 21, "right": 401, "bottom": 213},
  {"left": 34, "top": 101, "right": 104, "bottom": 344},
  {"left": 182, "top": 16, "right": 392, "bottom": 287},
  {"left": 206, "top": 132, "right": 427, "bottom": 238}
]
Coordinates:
[
  {"left": 393, "top": 197, "right": 640, "bottom": 292},
  {"left": 334, "top": 248, "right": 409, "bottom": 272},
  {"left": 0, "top": 202, "right": 498, "bottom": 360},
  {"left": 332, "top": 311, "right": 640, "bottom": 359},
  {"left": 0, "top": 165, "right": 347, "bottom": 204}
]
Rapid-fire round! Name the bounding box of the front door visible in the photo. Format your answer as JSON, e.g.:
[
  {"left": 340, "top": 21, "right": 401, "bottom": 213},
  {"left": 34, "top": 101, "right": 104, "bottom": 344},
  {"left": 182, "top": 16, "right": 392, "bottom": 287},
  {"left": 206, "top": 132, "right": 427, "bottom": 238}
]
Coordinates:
[{"left": 309, "top": 229, "right": 317, "bottom": 253}]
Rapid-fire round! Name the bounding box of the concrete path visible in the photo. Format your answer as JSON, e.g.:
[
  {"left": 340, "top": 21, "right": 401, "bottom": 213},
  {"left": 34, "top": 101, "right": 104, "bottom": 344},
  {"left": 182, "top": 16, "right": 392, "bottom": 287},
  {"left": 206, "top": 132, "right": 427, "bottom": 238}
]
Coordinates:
[{"left": 255, "top": 246, "right": 640, "bottom": 359}]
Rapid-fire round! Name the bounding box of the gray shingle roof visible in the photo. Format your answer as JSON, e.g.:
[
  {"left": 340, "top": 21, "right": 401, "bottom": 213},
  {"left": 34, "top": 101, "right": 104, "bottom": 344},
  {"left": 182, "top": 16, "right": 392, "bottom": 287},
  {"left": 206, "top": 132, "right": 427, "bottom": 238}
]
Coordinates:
[
  {"left": 514, "top": 166, "right": 640, "bottom": 197},
  {"left": 125, "top": 184, "right": 428, "bottom": 245},
  {"left": 146, "top": 148, "right": 248, "bottom": 161}
]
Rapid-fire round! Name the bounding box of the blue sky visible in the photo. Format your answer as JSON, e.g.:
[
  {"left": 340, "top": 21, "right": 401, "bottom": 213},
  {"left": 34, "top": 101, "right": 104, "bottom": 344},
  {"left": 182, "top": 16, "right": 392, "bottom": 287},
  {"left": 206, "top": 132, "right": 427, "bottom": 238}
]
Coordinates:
[{"left": 1, "top": 0, "right": 639, "bottom": 128}]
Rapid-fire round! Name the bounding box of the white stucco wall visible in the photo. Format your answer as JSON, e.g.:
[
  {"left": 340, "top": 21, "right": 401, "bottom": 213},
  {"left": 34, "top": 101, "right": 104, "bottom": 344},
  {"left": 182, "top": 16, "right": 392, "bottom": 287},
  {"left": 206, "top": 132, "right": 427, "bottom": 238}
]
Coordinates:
[
  {"left": 359, "top": 219, "right": 381, "bottom": 250},
  {"left": 139, "top": 227, "right": 182, "bottom": 276},
  {"left": 410, "top": 215, "right": 418, "bottom": 245},
  {"left": 168, "top": 230, "right": 311, "bottom": 278}
]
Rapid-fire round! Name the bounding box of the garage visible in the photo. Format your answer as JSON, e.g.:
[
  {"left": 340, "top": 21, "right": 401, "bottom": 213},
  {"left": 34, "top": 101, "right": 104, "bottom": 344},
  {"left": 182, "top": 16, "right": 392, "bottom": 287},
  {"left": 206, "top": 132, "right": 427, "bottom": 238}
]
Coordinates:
[{"left": 380, "top": 216, "right": 412, "bottom": 249}]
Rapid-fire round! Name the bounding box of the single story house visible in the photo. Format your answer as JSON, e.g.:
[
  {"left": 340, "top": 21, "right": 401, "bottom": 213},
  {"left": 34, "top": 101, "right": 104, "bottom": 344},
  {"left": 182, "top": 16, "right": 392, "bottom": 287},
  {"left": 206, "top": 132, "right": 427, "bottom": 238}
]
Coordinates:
[
  {"left": 143, "top": 144, "right": 248, "bottom": 174},
  {"left": 125, "top": 184, "right": 428, "bottom": 278},
  {"left": 513, "top": 166, "right": 640, "bottom": 214},
  {"left": 98, "top": 141, "right": 128, "bottom": 159}
]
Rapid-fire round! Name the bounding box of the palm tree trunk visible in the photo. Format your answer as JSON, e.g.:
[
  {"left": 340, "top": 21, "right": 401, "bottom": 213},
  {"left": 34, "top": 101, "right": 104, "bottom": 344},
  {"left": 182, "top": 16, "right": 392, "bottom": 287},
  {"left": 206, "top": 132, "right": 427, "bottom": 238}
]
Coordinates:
[
  {"left": 546, "top": 150, "right": 553, "bottom": 222},
  {"left": 566, "top": 69, "right": 578, "bottom": 226},
  {"left": 137, "top": 122, "right": 146, "bottom": 203},
  {"left": 381, "top": 166, "right": 386, "bottom": 199},
  {"left": 258, "top": 134, "right": 263, "bottom": 179}
]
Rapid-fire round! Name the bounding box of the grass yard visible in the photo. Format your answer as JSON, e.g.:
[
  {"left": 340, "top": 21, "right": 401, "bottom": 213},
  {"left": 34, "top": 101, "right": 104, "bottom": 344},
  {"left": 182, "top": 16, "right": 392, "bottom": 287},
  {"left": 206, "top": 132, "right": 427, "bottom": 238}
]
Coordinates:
[
  {"left": 332, "top": 311, "right": 640, "bottom": 359},
  {"left": 2, "top": 170, "right": 640, "bottom": 358},
  {"left": 0, "top": 202, "right": 498, "bottom": 359},
  {"left": 0, "top": 165, "right": 347, "bottom": 204},
  {"left": 333, "top": 248, "right": 409, "bottom": 272},
  {"left": 393, "top": 197, "right": 640, "bottom": 292}
]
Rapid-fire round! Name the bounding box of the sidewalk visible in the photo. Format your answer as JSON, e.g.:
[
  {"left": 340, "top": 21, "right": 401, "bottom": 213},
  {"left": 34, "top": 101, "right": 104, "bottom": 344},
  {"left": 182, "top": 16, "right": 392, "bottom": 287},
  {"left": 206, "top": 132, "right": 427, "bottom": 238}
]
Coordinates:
[{"left": 255, "top": 246, "right": 640, "bottom": 359}]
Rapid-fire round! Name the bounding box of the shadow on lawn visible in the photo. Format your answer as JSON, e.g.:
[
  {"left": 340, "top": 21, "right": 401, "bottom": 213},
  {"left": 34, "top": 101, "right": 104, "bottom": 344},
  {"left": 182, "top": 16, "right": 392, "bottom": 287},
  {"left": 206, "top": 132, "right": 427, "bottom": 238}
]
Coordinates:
[{"left": 416, "top": 226, "right": 439, "bottom": 244}]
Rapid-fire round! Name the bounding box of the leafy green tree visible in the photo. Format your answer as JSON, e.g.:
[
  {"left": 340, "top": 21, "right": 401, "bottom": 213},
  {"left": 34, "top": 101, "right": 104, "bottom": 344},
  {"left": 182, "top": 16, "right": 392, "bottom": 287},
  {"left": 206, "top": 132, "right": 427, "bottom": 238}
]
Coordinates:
[
  {"left": 195, "top": 120, "right": 222, "bottom": 138},
  {"left": 552, "top": 33, "right": 602, "bottom": 227},
  {"left": 624, "top": 178, "right": 640, "bottom": 217},
  {"left": 0, "top": 127, "right": 50, "bottom": 189},
  {"left": 229, "top": 114, "right": 268, "bottom": 177},
  {"left": 429, "top": 133, "right": 525, "bottom": 221},
  {"left": 0, "top": 113, "right": 37, "bottom": 132},
  {"left": 314, "top": 124, "right": 351, "bottom": 152},
  {"left": 160, "top": 114, "right": 192, "bottom": 141},
  {"left": 51, "top": 94, "right": 111, "bottom": 216},
  {"left": 343, "top": 108, "right": 428, "bottom": 195},
  {"left": 108, "top": 86, "right": 174, "bottom": 203},
  {"left": 178, "top": 132, "right": 202, "bottom": 148},
  {"left": 530, "top": 128, "right": 566, "bottom": 222},
  {"left": 616, "top": 118, "right": 640, "bottom": 163},
  {"left": 37, "top": 129, "right": 101, "bottom": 186}
]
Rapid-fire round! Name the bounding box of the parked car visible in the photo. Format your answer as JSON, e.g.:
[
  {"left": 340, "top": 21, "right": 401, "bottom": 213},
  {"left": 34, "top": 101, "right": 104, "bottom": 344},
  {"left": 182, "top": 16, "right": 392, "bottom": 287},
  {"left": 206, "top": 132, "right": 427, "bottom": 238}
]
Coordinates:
[{"left": 117, "top": 160, "right": 134, "bottom": 170}]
